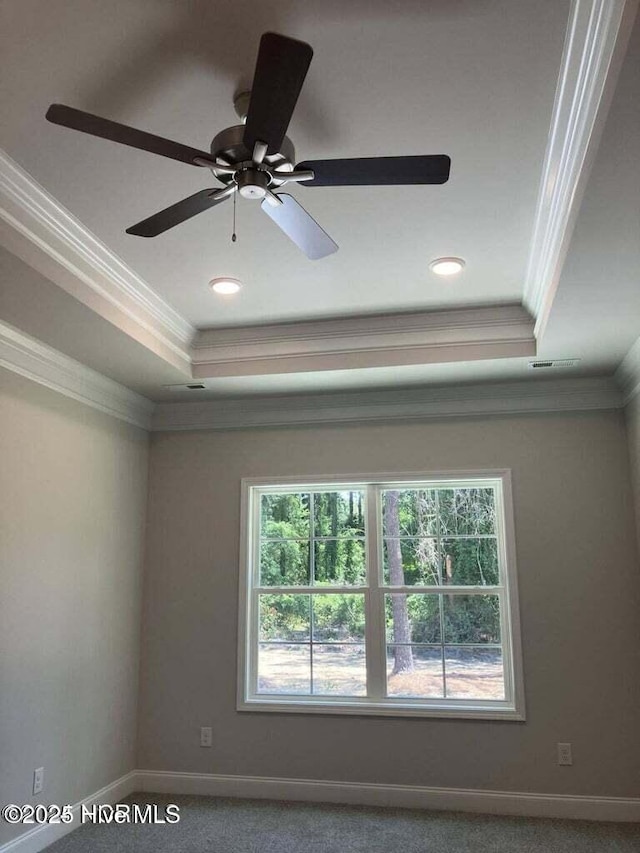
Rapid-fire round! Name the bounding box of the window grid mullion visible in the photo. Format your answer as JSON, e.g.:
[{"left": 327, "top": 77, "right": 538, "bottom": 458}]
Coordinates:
[
  {"left": 309, "top": 592, "right": 315, "bottom": 695},
  {"left": 250, "top": 588, "right": 258, "bottom": 695},
  {"left": 434, "top": 489, "right": 447, "bottom": 696},
  {"left": 261, "top": 536, "right": 367, "bottom": 543},
  {"left": 497, "top": 585, "right": 513, "bottom": 702},
  {"left": 309, "top": 492, "right": 315, "bottom": 586},
  {"left": 250, "top": 490, "right": 262, "bottom": 696},
  {"left": 381, "top": 534, "right": 498, "bottom": 541},
  {"left": 255, "top": 586, "right": 368, "bottom": 595},
  {"left": 376, "top": 585, "right": 502, "bottom": 594},
  {"left": 490, "top": 485, "right": 512, "bottom": 703},
  {"left": 365, "top": 484, "right": 385, "bottom": 700}
]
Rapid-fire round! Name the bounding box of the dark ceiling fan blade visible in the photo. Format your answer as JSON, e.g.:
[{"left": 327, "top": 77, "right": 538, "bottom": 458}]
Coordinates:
[
  {"left": 296, "top": 155, "right": 451, "bottom": 186},
  {"left": 46, "top": 104, "right": 213, "bottom": 165},
  {"left": 126, "top": 186, "right": 235, "bottom": 237},
  {"left": 261, "top": 193, "right": 337, "bottom": 260},
  {"left": 243, "top": 33, "right": 313, "bottom": 157}
]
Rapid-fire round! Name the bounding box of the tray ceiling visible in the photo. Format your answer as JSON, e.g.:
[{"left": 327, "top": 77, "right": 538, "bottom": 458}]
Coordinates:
[{"left": 0, "top": 0, "right": 638, "bottom": 406}]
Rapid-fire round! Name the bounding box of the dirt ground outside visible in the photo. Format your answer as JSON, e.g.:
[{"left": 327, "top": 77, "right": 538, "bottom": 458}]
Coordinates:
[{"left": 258, "top": 644, "right": 504, "bottom": 699}]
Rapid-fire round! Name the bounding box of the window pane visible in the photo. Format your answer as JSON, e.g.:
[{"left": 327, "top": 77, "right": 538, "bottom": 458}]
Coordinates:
[
  {"left": 438, "top": 488, "right": 496, "bottom": 535},
  {"left": 385, "top": 594, "right": 441, "bottom": 644},
  {"left": 259, "top": 594, "right": 310, "bottom": 641},
  {"left": 386, "top": 646, "right": 444, "bottom": 697},
  {"left": 443, "top": 594, "right": 501, "bottom": 644},
  {"left": 258, "top": 643, "right": 311, "bottom": 694},
  {"left": 313, "top": 491, "right": 365, "bottom": 537},
  {"left": 312, "top": 594, "right": 365, "bottom": 642},
  {"left": 249, "top": 478, "right": 517, "bottom": 714},
  {"left": 312, "top": 644, "right": 366, "bottom": 696},
  {"left": 260, "top": 540, "right": 310, "bottom": 586},
  {"left": 444, "top": 647, "right": 505, "bottom": 700},
  {"left": 382, "top": 489, "right": 438, "bottom": 537},
  {"left": 383, "top": 538, "right": 439, "bottom": 585},
  {"left": 441, "top": 538, "right": 499, "bottom": 586},
  {"left": 314, "top": 540, "right": 366, "bottom": 585},
  {"left": 261, "top": 493, "right": 310, "bottom": 538}
]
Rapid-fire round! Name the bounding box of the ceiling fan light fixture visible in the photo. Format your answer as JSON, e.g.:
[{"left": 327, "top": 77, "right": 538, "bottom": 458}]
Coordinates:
[
  {"left": 210, "top": 277, "right": 242, "bottom": 295},
  {"left": 429, "top": 257, "right": 465, "bottom": 276}
]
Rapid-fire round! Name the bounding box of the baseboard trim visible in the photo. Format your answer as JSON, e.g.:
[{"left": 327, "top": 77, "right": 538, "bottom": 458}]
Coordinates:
[
  {"left": 2, "top": 767, "right": 637, "bottom": 852},
  {"left": 136, "top": 770, "right": 640, "bottom": 823},
  {"left": 0, "top": 771, "right": 137, "bottom": 853}
]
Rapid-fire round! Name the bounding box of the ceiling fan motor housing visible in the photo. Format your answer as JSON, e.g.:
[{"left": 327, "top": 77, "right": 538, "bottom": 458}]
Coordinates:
[{"left": 210, "top": 124, "right": 296, "bottom": 196}]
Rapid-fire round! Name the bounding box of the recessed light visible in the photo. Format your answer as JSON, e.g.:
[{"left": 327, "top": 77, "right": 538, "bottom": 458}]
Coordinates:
[
  {"left": 210, "top": 277, "right": 242, "bottom": 295},
  {"left": 429, "top": 257, "right": 465, "bottom": 276}
]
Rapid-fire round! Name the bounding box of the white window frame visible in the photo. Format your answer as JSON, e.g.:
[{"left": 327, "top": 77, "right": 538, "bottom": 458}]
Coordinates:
[{"left": 237, "top": 470, "right": 525, "bottom": 720}]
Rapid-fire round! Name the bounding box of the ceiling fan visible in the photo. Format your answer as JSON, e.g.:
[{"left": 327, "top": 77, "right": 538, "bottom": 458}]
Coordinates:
[{"left": 46, "top": 32, "right": 451, "bottom": 260}]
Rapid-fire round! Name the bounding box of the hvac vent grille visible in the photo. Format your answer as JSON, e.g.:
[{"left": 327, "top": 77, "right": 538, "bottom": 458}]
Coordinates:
[
  {"left": 528, "top": 358, "right": 580, "bottom": 370},
  {"left": 162, "top": 383, "right": 206, "bottom": 390}
]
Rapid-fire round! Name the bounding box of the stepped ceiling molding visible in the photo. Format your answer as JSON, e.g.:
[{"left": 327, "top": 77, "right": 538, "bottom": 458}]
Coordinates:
[{"left": 0, "top": 317, "right": 623, "bottom": 431}]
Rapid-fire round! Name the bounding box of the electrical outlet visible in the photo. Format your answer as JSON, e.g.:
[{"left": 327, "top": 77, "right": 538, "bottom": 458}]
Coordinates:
[
  {"left": 200, "top": 726, "right": 213, "bottom": 747},
  {"left": 33, "top": 767, "right": 44, "bottom": 795},
  {"left": 557, "top": 743, "right": 573, "bottom": 766}
]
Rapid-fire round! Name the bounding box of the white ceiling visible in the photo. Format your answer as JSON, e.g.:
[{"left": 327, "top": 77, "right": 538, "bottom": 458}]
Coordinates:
[
  {"left": 0, "top": 0, "right": 638, "bottom": 404},
  {"left": 0, "top": 0, "right": 569, "bottom": 326}
]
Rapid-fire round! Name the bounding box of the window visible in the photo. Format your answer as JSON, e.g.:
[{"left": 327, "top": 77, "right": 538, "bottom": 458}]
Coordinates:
[{"left": 238, "top": 472, "right": 524, "bottom": 719}]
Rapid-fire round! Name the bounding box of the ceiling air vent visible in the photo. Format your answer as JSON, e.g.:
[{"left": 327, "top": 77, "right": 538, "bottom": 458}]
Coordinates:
[
  {"left": 528, "top": 358, "right": 580, "bottom": 370},
  {"left": 162, "top": 383, "right": 207, "bottom": 390}
]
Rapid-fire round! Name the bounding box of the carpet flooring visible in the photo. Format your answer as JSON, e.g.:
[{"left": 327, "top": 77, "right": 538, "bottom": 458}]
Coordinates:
[{"left": 45, "top": 792, "right": 640, "bottom": 852}]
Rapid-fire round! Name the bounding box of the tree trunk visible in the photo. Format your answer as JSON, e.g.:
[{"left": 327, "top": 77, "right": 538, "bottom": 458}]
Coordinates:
[
  {"left": 328, "top": 492, "right": 339, "bottom": 576},
  {"left": 385, "top": 490, "right": 414, "bottom": 673}
]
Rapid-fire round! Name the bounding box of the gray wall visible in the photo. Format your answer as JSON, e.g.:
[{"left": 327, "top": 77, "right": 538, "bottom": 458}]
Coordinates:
[
  {"left": 0, "top": 369, "right": 148, "bottom": 846},
  {"left": 624, "top": 394, "right": 640, "bottom": 551},
  {"left": 138, "top": 410, "right": 640, "bottom": 798}
]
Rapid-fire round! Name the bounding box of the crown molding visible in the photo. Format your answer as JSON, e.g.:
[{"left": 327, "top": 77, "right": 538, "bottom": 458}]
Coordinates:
[
  {"left": 0, "top": 319, "right": 154, "bottom": 429},
  {"left": 152, "top": 376, "right": 621, "bottom": 432},
  {"left": 524, "top": 0, "right": 637, "bottom": 337},
  {"left": 0, "top": 150, "right": 195, "bottom": 370},
  {"left": 0, "top": 313, "right": 621, "bottom": 433},
  {"left": 615, "top": 336, "right": 640, "bottom": 404},
  {"left": 191, "top": 305, "right": 536, "bottom": 378}
]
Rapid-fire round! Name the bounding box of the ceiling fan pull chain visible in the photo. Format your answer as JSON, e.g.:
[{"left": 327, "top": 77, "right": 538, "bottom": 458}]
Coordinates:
[{"left": 232, "top": 190, "right": 237, "bottom": 243}]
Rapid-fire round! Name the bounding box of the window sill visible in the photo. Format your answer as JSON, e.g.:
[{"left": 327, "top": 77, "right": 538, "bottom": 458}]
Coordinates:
[{"left": 238, "top": 696, "right": 526, "bottom": 721}]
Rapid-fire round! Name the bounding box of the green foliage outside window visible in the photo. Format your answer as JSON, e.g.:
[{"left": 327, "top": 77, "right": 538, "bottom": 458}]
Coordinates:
[{"left": 259, "top": 487, "right": 500, "bottom": 650}]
